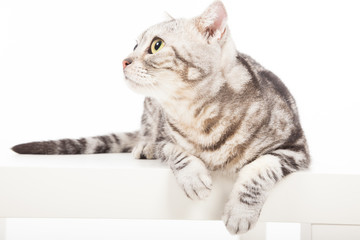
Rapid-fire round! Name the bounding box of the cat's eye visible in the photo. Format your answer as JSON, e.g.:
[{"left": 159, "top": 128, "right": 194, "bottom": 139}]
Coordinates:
[
  {"left": 149, "top": 38, "right": 165, "bottom": 54},
  {"left": 133, "top": 43, "right": 138, "bottom": 51}
]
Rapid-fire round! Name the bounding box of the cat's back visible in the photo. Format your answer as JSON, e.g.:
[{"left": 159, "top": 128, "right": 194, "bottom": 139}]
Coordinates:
[{"left": 236, "top": 52, "right": 299, "bottom": 117}]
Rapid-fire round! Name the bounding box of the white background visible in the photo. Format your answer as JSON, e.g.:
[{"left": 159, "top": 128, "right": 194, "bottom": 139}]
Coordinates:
[{"left": 1, "top": 0, "right": 359, "bottom": 239}]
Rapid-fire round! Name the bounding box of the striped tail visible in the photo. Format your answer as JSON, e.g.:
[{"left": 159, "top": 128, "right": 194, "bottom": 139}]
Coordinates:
[{"left": 11, "top": 131, "right": 140, "bottom": 155}]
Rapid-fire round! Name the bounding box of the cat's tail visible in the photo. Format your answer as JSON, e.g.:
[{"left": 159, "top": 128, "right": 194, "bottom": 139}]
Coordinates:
[{"left": 11, "top": 131, "right": 140, "bottom": 155}]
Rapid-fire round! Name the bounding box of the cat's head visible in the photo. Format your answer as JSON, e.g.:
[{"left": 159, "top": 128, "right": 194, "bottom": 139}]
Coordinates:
[{"left": 123, "top": 1, "right": 234, "bottom": 101}]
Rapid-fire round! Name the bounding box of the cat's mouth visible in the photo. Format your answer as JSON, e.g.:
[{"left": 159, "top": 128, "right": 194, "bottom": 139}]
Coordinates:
[
  {"left": 124, "top": 74, "right": 157, "bottom": 92},
  {"left": 124, "top": 70, "right": 157, "bottom": 88}
]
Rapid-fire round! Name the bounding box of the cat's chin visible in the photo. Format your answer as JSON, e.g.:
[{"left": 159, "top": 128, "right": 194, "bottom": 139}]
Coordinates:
[
  {"left": 124, "top": 76, "right": 142, "bottom": 88},
  {"left": 124, "top": 77, "right": 154, "bottom": 97},
  {"left": 124, "top": 79, "right": 144, "bottom": 93}
]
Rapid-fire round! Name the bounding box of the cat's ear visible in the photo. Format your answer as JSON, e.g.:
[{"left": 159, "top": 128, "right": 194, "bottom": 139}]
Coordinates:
[
  {"left": 163, "top": 12, "right": 175, "bottom": 21},
  {"left": 195, "top": 1, "right": 228, "bottom": 39}
]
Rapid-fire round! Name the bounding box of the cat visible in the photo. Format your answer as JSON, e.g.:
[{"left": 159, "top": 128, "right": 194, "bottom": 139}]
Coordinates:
[{"left": 12, "top": 1, "right": 310, "bottom": 235}]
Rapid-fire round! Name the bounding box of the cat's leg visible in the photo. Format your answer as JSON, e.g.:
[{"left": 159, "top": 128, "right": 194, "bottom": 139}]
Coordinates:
[
  {"left": 160, "top": 142, "right": 212, "bottom": 200},
  {"left": 132, "top": 113, "right": 156, "bottom": 159},
  {"left": 132, "top": 141, "right": 156, "bottom": 159},
  {"left": 132, "top": 98, "right": 161, "bottom": 159},
  {"left": 223, "top": 149, "right": 309, "bottom": 234}
]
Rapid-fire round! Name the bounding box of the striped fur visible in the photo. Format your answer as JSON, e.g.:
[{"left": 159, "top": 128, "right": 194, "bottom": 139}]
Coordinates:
[
  {"left": 12, "top": 1, "right": 310, "bottom": 235},
  {"left": 12, "top": 132, "right": 139, "bottom": 154}
]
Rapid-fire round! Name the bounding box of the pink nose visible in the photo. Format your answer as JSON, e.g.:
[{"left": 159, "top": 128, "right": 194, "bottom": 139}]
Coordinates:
[{"left": 122, "top": 58, "right": 132, "bottom": 69}]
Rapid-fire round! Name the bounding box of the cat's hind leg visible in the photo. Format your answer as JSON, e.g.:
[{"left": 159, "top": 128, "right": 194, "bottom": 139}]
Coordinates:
[
  {"left": 132, "top": 97, "right": 165, "bottom": 160},
  {"left": 160, "top": 142, "right": 213, "bottom": 200},
  {"left": 132, "top": 141, "right": 157, "bottom": 159},
  {"left": 223, "top": 148, "right": 309, "bottom": 234}
]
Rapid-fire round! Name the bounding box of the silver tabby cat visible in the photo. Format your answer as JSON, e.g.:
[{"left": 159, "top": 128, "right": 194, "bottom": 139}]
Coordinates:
[{"left": 12, "top": 1, "right": 310, "bottom": 235}]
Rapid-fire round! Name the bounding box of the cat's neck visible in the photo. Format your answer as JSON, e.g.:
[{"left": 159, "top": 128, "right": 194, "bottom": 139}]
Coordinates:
[{"left": 158, "top": 42, "right": 243, "bottom": 132}]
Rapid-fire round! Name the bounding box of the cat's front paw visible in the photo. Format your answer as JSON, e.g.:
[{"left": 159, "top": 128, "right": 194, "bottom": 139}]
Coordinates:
[
  {"left": 222, "top": 198, "right": 262, "bottom": 234},
  {"left": 132, "top": 142, "right": 156, "bottom": 159},
  {"left": 175, "top": 159, "right": 212, "bottom": 200}
]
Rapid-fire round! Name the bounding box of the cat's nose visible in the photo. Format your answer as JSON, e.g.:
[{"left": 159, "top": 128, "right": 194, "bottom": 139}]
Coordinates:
[{"left": 122, "top": 58, "right": 133, "bottom": 69}]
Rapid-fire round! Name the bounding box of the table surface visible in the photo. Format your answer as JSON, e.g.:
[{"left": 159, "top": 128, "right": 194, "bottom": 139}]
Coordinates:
[
  {"left": 0, "top": 148, "right": 358, "bottom": 174},
  {"left": 0, "top": 150, "right": 166, "bottom": 169},
  {"left": 0, "top": 148, "right": 359, "bottom": 224}
]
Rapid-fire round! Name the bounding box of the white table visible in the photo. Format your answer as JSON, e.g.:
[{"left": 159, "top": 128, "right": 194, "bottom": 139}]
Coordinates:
[{"left": 0, "top": 151, "right": 359, "bottom": 240}]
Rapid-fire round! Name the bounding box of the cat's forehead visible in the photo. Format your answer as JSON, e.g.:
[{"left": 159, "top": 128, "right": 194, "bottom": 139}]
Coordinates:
[{"left": 137, "top": 19, "right": 183, "bottom": 43}]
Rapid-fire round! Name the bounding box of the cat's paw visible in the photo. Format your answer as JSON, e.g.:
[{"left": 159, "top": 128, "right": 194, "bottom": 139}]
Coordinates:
[
  {"left": 174, "top": 159, "right": 212, "bottom": 200},
  {"left": 132, "top": 142, "right": 156, "bottom": 159},
  {"left": 222, "top": 198, "right": 262, "bottom": 235}
]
